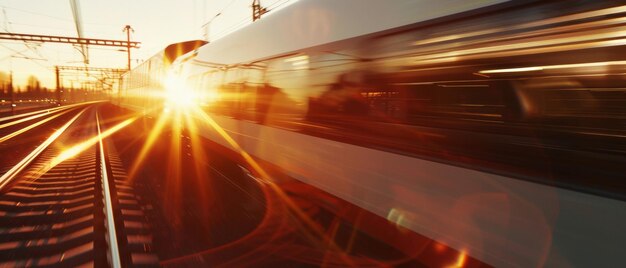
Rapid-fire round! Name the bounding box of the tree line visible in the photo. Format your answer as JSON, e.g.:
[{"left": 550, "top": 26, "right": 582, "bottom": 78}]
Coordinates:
[{"left": 0, "top": 71, "right": 55, "bottom": 100}]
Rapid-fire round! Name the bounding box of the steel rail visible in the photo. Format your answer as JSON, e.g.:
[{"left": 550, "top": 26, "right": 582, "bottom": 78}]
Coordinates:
[
  {"left": 0, "top": 100, "right": 105, "bottom": 124},
  {"left": 96, "top": 112, "right": 122, "bottom": 268},
  {"left": 0, "top": 107, "right": 76, "bottom": 143},
  {"left": 0, "top": 108, "right": 86, "bottom": 190}
]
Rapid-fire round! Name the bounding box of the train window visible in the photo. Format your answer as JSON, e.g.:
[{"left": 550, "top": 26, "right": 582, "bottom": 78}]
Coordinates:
[
  {"left": 246, "top": 66, "right": 264, "bottom": 85},
  {"left": 197, "top": 72, "right": 213, "bottom": 106},
  {"left": 265, "top": 54, "right": 310, "bottom": 103},
  {"left": 230, "top": 55, "right": 306, "bottom": 126},
  {"left": 216, "top": 68, "right": 255, "bottom": 120},
  {"left": 403, "top": 82, "right": 505, "bottom": 122}
]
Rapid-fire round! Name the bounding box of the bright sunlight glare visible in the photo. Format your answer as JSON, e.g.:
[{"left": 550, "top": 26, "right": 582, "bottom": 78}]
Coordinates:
[{"left": 164, "top": 72, "right": 196, "bottom": 109}]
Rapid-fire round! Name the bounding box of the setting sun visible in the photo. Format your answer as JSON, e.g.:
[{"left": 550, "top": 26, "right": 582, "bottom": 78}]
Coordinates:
[{"left": 164, "top": 72, "right": 196, "bottom": 109}]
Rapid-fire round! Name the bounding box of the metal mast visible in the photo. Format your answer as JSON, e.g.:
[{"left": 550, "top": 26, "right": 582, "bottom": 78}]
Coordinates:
[
  {"left": 123, "top": 25, "right": 134, "bottom": 71},
  {"left": 252, "top": 0, "right": 268, "bottom": 21}
]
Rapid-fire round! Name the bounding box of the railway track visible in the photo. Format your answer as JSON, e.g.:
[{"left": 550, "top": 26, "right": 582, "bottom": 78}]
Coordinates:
[{"left": 0, "top": 106, "right": 157, "bottom": 267}]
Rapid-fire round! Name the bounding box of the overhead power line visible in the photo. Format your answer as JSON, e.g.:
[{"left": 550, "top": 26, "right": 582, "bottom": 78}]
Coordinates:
[
  {"left": 0, "top": 5, "right": 71, "bottom": 22},
  {"left": 265, "top": 0, "right": 293, "bottom": 12}
]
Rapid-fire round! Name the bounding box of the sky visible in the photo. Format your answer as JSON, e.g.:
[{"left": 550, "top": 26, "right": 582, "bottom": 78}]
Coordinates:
[{"left": 0, "top": 0, "right": 296, "bottom": 89}]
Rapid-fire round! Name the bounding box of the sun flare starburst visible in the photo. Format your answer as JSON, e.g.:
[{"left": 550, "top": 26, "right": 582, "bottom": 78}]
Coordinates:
[{"left": 164, "top": 73, "right": 196, "bottom": 109}]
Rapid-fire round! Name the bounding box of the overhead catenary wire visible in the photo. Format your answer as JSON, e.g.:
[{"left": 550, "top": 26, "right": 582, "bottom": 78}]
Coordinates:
[
  {"left": 209, "top": 0, "right": 295, "bottom": 41},
  {"left": 0, "top": 5, "right": 116, "bottom": 26},
  {"left": 211, "top": 16, "right": 252, "bottom": 40},
  {"left": 0, "top": 5, "right": 71, "bottom": 23},
  {"left": 265, "top": 0, "right": 293, "bottom": 12},
  {"left": 210, "top": 0, "right": 241, "bottom": 21},
  {"left": 0, "top": 3, "right": 127, "bottom": 75},
  {"left": 6, "top": 22, "right": 77, "bottom": 32},
  {"left": 0, "top": 6, "right": 52, "bottom": 70},
  {"left": 201, "top": 0, "right": 242, "bottom": 40},
  {"left": 205, "top": 0, "right": 258, "bottom": 40},
  {"left": 0, "top": 44, "right": 51, "bottom": 70}
]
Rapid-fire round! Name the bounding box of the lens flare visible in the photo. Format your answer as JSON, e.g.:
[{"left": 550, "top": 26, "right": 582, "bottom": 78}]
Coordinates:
[{"left": 46, "top": 116, "right": 137, "bottom": 173}]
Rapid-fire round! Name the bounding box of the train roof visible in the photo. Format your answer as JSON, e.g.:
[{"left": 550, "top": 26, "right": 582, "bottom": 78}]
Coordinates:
[{"left": 195, "top": 0, "right": 508, "bottom": 65}]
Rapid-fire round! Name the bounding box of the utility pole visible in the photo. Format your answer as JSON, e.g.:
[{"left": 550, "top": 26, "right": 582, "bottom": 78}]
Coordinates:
[
  {"left": 55, "top": 66, "right": 61, "bottom": 105},
  {"left": 9, "top": 71, "right": 13, "bottom": 114},
  {"left": 123, "top": 25, "right": 134, "bottom": 71},
  {"left": 252, "top": 0, "right": 267, "bottom": 22}
]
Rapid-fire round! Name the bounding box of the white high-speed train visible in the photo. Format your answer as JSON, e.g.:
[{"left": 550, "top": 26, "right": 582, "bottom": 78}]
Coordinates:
[{"left": 119, "top": 0, "right": 626, "bottom": 266}]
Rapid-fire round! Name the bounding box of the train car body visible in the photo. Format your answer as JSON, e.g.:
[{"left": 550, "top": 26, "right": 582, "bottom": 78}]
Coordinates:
[
  {"left": 119, "top": 40, "right": 206, "bottom": 112},
  {"left": 119, "top": 0, "right": 626, "bottom": 266}
]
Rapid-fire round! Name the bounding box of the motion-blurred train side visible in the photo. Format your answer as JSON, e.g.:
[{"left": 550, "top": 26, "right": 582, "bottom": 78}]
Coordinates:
[
  {"left": 118, "top": 40, "right": 206, "bottom": 111},
  {"left": 118, "top": 0, "right": 626, "bottom": 266}
]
